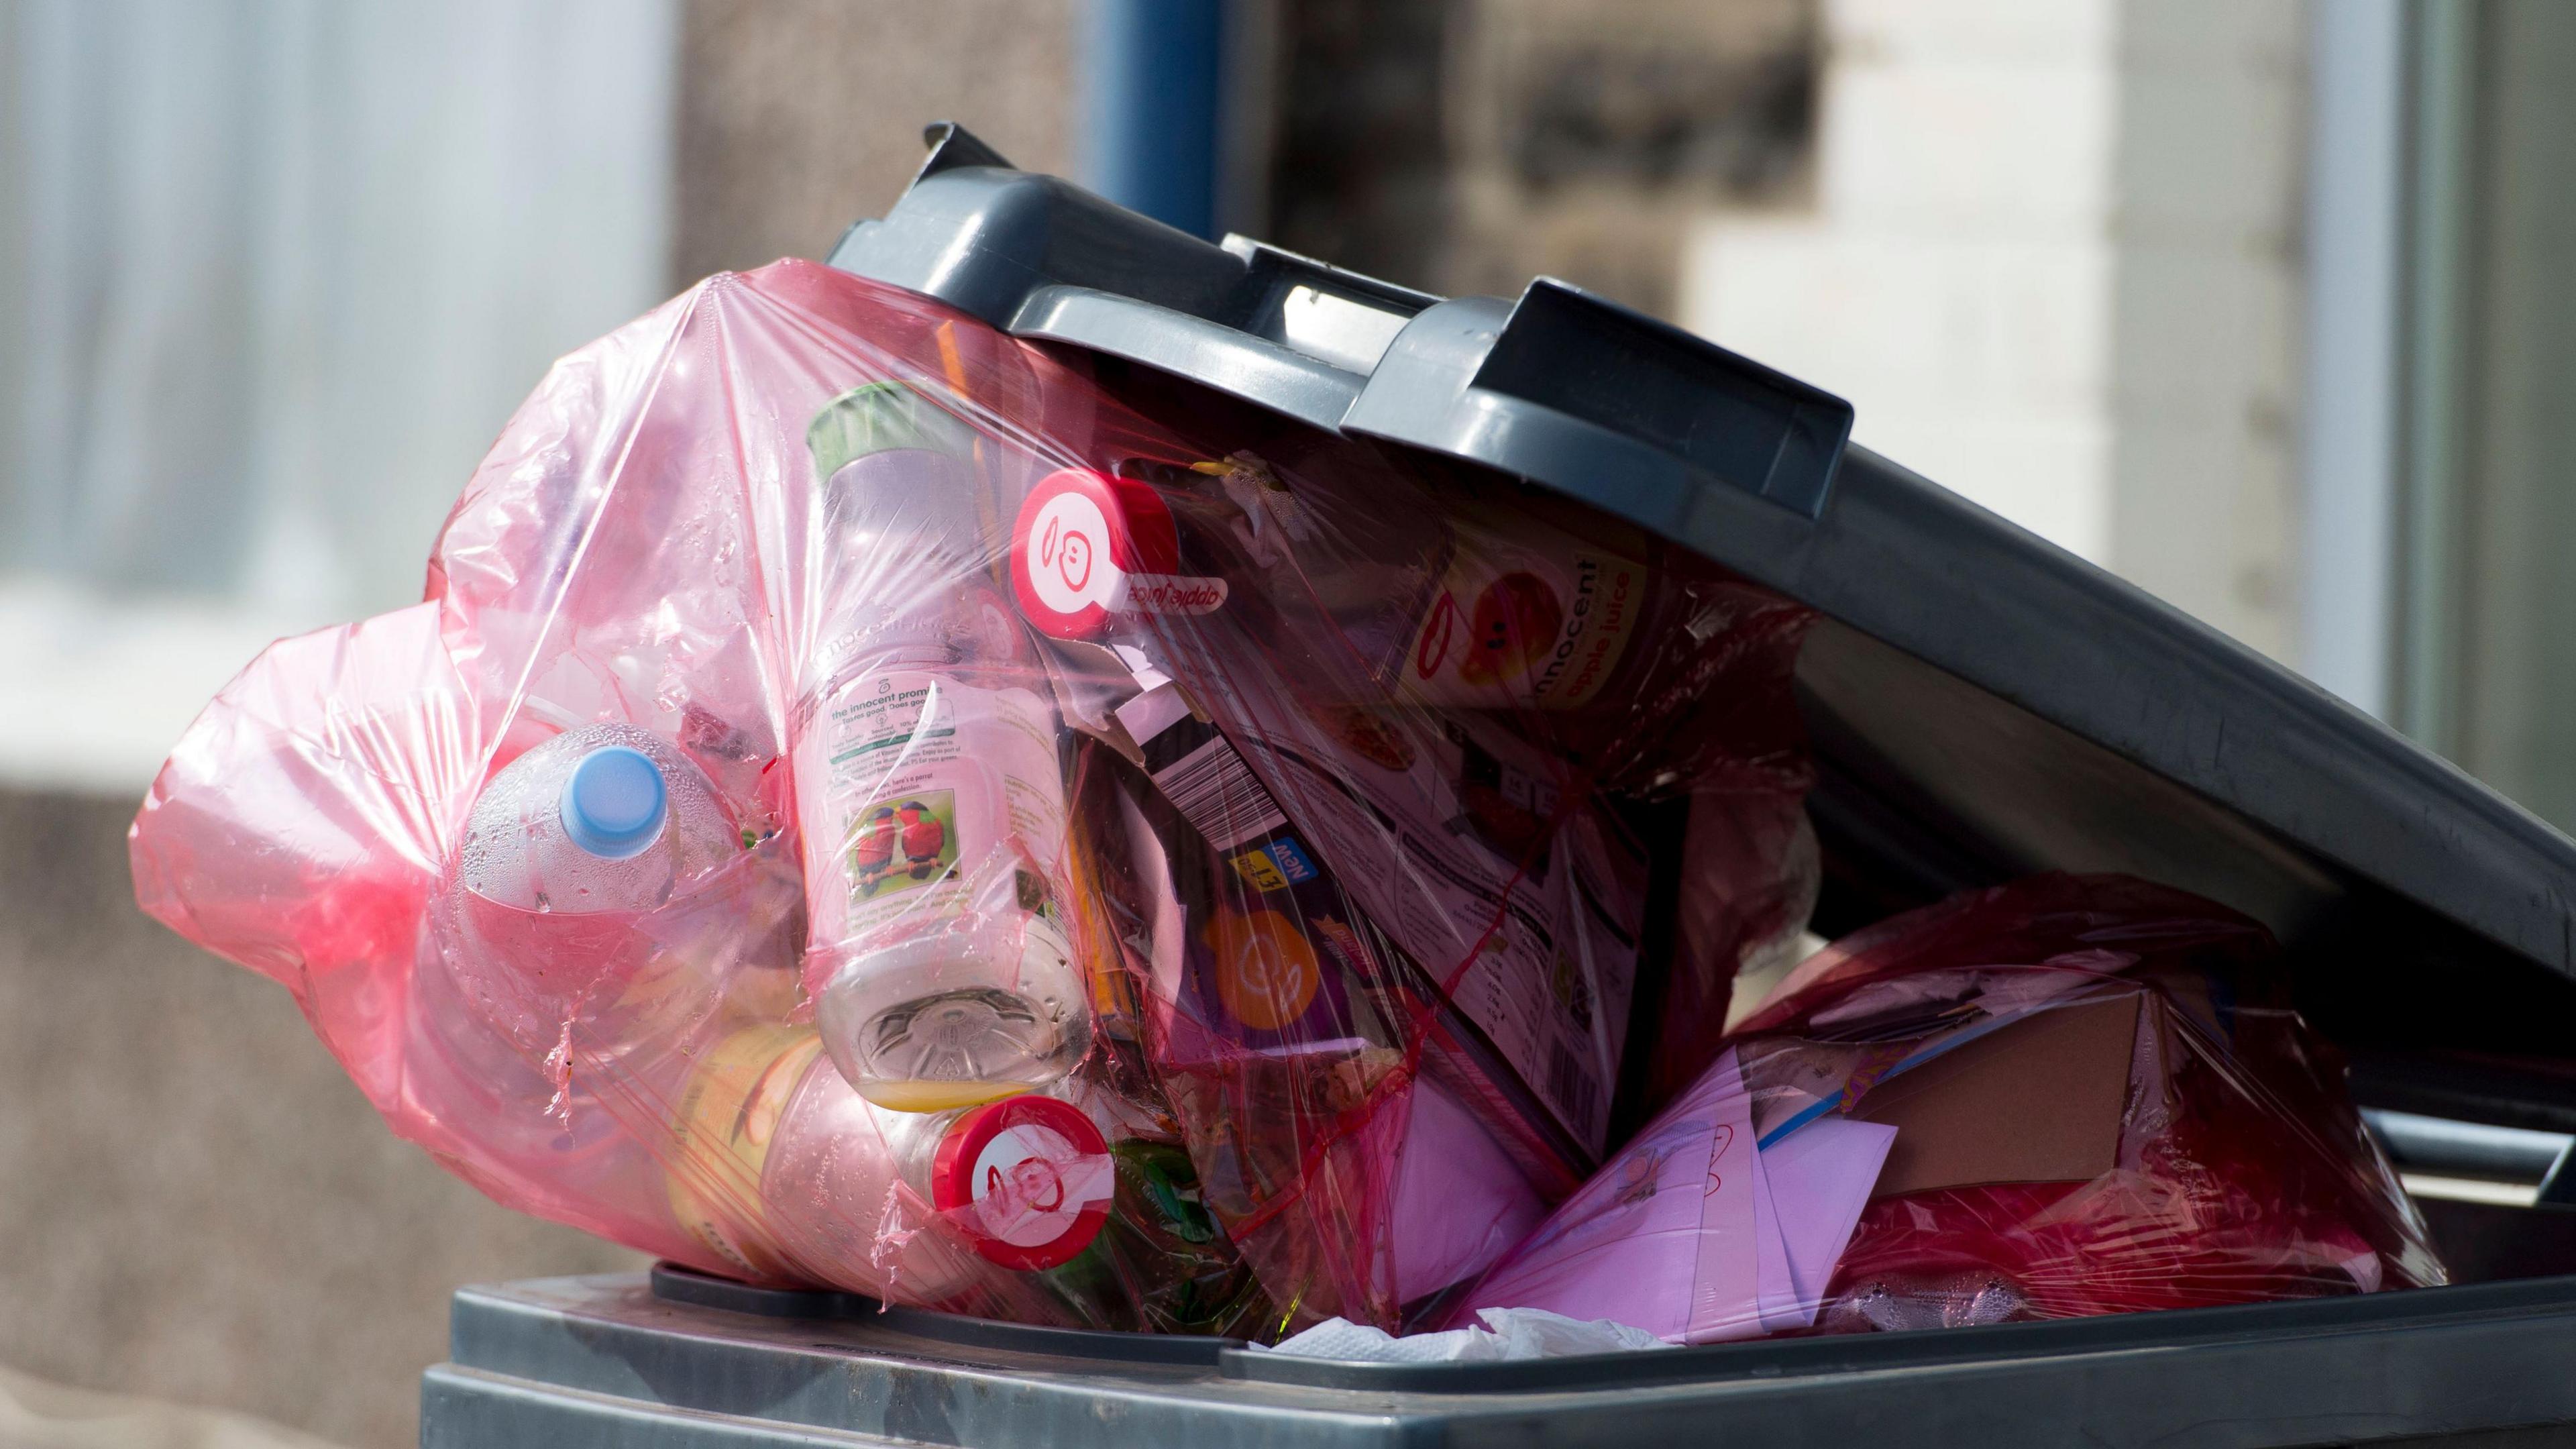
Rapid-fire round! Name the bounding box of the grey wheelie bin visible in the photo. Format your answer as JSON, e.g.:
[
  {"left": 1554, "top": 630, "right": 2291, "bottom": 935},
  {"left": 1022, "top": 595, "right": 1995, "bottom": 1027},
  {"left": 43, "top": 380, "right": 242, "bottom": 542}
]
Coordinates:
[{"left": 419, "top": 124, "right": 2576, "bottom": 1449}]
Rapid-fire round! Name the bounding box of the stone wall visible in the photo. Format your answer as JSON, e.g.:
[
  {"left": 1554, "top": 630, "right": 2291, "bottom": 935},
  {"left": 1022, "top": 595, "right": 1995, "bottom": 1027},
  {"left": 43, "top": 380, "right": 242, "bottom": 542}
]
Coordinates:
[
  {"left": 1441, "top": 0, "right": 1815, "bottom": 315},
  {"left": 672, "top": 0, "right": 1078, "bottom": 283},
  {"left": 1685, "top": 0, "right": 2307, "bottom": 658},
  {"left": 1267, "top": 0, "right": 1819, "bottom": 313}
]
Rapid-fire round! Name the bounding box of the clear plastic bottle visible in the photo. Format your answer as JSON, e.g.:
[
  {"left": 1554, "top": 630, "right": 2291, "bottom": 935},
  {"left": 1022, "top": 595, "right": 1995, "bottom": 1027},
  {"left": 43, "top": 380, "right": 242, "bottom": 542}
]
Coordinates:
[
  {"left": 400, "top": 931, "right": 710, "bottom": 1266},
  {"left": 448, "top": 722, "right": 745, "bottom": 1042},
  {"left": 663, "top": 1024, "right": 1269, "bottom": 1333},
  {"left": 662, "top": 1024, "right": 985, "bottom": 1297},
  {"left": 796, "top": 383, "right": 1089, "bottom": 1112},
  {"left": 458, "top": 722, "right": 740, "bottom": 913},
  {"left": 415, "top": 713, "right": 806, "bottom": 1285}
]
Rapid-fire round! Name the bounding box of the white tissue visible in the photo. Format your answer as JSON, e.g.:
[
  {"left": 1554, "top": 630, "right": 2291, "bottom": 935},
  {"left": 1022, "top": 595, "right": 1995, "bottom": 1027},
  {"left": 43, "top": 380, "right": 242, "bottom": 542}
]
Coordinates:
[{"left": 1260, "top": 1307, "right": 1673, "bottom": 1362}]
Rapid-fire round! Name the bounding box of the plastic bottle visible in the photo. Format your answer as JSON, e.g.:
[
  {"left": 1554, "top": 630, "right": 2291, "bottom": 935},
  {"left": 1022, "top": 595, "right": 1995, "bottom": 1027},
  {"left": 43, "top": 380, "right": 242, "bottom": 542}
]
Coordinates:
[
  {"left": 795, "top": 382, "right": 1089, "bottom": 1113},
  {"left": 450, "top": 722, "right": 744, "bottom": 1027},
  {"left": 665, "top": 1024, "right": 1270, "bottom": 1332},
  {"left": 401, "top": 933, "right": 710, "bottom": 1266},
  {"left": 421, "top": 720, "right": 800, "bottom": 1278},
  {"left": 459, "top": 724, "right": 739, "bottom": 904}
]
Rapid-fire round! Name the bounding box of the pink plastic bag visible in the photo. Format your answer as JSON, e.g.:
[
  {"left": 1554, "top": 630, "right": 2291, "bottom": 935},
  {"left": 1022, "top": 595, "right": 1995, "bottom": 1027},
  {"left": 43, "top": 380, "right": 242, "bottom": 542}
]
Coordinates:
[
  {"left": 1452, "top": 874, "right": 2443, "bottom": 1344},
  {"left": 1746, "top": 875, "right": 2446, "bottom": 1329},
  {"left": 130, "top": 261, "right": 1817, "bottom": 1336}
]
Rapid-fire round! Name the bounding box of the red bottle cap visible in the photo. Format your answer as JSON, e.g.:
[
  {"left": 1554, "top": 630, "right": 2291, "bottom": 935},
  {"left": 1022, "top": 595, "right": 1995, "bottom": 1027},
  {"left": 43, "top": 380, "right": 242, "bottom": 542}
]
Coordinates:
[
  {"left": 930, "top": 1093, "right": 1113, "bottom": 1271},
  {"left": 1010, "top": 468, "right": 1226, "bottom": 640}
]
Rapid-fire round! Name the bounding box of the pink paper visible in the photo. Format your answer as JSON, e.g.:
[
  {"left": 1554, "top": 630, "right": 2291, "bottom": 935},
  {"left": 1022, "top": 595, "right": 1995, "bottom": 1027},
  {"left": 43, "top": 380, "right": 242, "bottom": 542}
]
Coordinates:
[
  {"left": 1460, "top": 1049, "right": 1758, "bottom": 1340},
  {"left": 1686, "top": 1099, "right": 1895, "bottom": 1340},
  {"left": 1686, "top": 1050, "right": 1763, "bottom": 1341},
  {"left": 1762, "top": 1114, "right": 1898, "bottom": 1317},
  {"left": 1388, "top": 1077, "right": 1548, "bottom": 1303},
  {"left": 1748, "top": 1140, "right": 1803, "bottom": 1334},
  {"left": 1458, "top": 1048, "right": 1896, "bottom": 1344}
]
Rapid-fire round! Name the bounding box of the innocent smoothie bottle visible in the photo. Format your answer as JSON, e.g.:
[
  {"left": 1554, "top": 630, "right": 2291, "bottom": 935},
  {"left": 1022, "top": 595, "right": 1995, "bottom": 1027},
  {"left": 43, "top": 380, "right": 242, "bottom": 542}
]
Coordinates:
[{"left": 794, "top": 383, "right": 1089, "bottom": 1112}]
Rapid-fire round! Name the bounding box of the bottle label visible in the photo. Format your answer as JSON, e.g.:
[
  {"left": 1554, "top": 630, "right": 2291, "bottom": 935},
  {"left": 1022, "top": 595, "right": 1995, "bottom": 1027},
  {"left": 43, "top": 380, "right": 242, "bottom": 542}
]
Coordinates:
[
  {"left": 810, "top": 672, "right": 1066, "bottom": 946},
  {"left": 1137, "top": 720, "right": 1383, "bottom": 1059},
  {"left": 930, "top": 1094, "right": 1114, "bottom": 1271},
  {"left": 663, "top": 1026, "right": 825, "bottom": 1281},
  {"left": 1399, "top": 524, "right": 1649, "bottom": 710},
  {"left": 1205, "top": 905, "right": 1326, "bottom": 1031}
]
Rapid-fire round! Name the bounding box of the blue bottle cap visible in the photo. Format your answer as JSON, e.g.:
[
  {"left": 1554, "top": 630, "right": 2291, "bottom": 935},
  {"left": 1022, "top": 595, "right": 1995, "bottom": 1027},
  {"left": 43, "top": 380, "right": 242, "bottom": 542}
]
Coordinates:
[{"left": 559, "top": 745, "right": 667, "bottom": 859}]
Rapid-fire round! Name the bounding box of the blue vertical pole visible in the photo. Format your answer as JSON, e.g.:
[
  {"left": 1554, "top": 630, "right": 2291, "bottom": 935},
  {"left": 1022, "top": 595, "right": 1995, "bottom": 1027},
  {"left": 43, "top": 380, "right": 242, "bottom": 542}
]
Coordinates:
[{"left": 1081, "top": 0, "right": 1228, "bottom": 238}]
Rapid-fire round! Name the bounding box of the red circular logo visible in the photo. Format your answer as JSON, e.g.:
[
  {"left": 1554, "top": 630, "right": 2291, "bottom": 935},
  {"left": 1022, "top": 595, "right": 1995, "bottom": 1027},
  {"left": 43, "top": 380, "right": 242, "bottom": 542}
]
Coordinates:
[
  {"left": 1009, "top": 468, "right": 1183, "bottom": 640},
  {"left": 930, "top": 1093, "right": 1111, "bottom": 1270},
  {"left": 1415, "top": 591, "right": 1463, "bottom": 680}
]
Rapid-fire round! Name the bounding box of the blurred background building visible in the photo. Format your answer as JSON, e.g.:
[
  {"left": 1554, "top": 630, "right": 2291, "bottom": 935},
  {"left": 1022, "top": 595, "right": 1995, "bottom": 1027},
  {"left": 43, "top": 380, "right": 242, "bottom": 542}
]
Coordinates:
[{"left": 0, "top": 1, "right": 2569, "bottom": 1444}]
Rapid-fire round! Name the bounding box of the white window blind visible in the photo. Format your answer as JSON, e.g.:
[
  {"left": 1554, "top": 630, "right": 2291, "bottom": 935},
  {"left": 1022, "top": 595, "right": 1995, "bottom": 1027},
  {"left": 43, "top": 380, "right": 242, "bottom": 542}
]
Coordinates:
[{"left": 0, "top": 0, "right": 679, "bottom": 793}]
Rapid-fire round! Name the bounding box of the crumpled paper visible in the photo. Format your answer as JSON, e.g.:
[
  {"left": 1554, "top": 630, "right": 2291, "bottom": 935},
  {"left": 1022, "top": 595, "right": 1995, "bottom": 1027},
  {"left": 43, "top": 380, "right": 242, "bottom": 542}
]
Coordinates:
[{"left": 1259, "top": 1307, "right": 1673, "bottom": 1362}]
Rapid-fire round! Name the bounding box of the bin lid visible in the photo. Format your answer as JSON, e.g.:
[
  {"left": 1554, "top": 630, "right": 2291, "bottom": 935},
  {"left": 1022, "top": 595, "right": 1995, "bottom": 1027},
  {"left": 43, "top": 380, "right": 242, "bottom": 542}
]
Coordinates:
[{"left": 827, "top": 123, "right": 2576, "bottom": 1126}]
